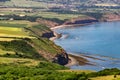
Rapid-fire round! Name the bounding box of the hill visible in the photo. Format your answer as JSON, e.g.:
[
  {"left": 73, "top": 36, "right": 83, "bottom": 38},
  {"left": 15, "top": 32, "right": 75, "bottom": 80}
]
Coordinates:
[
  {"left": 0, "top": 20, "right": 69, "bottom": 64},
  {"left": 32, "top": 0, "right": 120, "bottom": 6},
  {"left": 0, "top": 0, "right": 10, "bottom": 2},
  {"left": 1, "top": 0, "right": 120, "bottom": 8},
  {"left": 0, "top": 1, "right": 120, "bottom": 80}
]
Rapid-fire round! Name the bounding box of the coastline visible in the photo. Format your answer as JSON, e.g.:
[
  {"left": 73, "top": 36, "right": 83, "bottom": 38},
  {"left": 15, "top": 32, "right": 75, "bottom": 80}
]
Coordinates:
[
  {"left": 65, "top": 54, "right": 97, "bottom": 67},
  {"left": 50, "top": 23, "right": 101, "bottom": 67},
  {"left": 50, "top": 23, "right": 95, "bottom": 30},
  {"left": 49, "top": 31, "right": 62, "bottom": 41},
  {"left": 50, "top": 21, "right": 120, "bottom": 68}
]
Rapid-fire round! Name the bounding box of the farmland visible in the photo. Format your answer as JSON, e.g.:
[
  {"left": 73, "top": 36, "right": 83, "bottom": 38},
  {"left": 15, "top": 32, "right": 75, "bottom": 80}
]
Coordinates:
[
  {"left": 0, "top": 0, "right": 120, "bottom": 79},
  {"left": 0, "top": 20, "right": 37, "bottom": 41},
  {"left": 0, "top": 57, "right": 40, "bottom": 66},
  {"left": 91, "top": 75, "right": 120, "bottom": 80},
  {"left": 35, "top": 11, "right": 86, "bottom": 20},
  {"left": 3, "top": 0, "right": 62, "bottom": 8}
]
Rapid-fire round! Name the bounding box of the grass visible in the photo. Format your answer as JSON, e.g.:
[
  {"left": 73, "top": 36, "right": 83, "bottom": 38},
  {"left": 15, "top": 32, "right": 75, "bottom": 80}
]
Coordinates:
[
  {"left": 95, "top": 3, "right": 119, "bottom": 7},
  {"left": 91, "top": 75, "right": 120, "bottom": 80},
  {"left": 3, "top": 0, "right": 61, "bottom": 8},
  {"left": 0, "top": 27, "right": 29, "bottom": 38},
  {"left": 58, "top": 70, "right": 94, "bottom": 74},
  {"left": 0, "top": 57, "right": 40, "bottom": 66},
  {"left": 0, "top": 20, "right": 37, "bottom": 26},
  {"left": 0, "top": 23, "right": 26, "bottom": 28},
  {"left": 0, "top": 9, "right": 86, "bottom": 21},
  {"left": 31, "top": 38, "right": 63, "bottom": 54},
  {"left": 36, "top": 11, "right": 86, "bottom": 20},
  {"left": 0, "top": 49, "right": 14, "bottom": 55},
  {"left": 0, "top": 21, "right": 37, "bottom": 40},
  {"left": 0, "top": 38, "right": 18, "bottom": 41},
  {"left": 0, "top": 26, "right": 23, "bottom": 31}
]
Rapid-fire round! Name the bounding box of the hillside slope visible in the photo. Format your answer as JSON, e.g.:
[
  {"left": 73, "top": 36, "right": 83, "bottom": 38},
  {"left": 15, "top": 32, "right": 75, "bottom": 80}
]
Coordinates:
[
  {"left": 1, "top": 0, "right": 120, "bottom": 8},
  {"left": 34, "top": 0, "right": 120, "bottom": 5},
  {"left": 0, "top": 20, "right": 69, "bottom": 65}
]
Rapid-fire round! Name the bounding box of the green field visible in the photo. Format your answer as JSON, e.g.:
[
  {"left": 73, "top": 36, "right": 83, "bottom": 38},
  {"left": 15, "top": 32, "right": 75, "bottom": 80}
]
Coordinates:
[
  {"left": 0, "top": 20, "right": 37, "bottom": 40},
  {"left": 91, "top": 75, "right": 120, "bottom": 80},
  {"left": 0, "top": 38, "right": 18, "bottom": 41},
  {"left": 0, "top": 57, "right": 40, "bottom": 66},
  {"left": 0, "top": 27, "right": 31, "bottom": 39},
  {"left": 0, "top": 49, "right": 14, "bottom": 55},
  {"left": 36, "top": 11, "right": 86, "bottom": 20},
  {"left": 3, "top": 0, "right": 61, "bottom": 8},
  {"left": 0, "top": 26, "right": 27, "bottom": 37}
]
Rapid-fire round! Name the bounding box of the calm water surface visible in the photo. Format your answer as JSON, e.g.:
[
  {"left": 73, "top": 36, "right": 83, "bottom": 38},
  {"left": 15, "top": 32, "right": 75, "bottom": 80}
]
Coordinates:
[{"left": 54, "top": 21, "right": 120, "bottom": 71}]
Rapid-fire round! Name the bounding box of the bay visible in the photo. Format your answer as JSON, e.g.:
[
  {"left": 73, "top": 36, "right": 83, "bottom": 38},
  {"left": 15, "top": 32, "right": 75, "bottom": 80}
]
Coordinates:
[{"left": 54, "top": 21, "right": 120, "bottom": 71}]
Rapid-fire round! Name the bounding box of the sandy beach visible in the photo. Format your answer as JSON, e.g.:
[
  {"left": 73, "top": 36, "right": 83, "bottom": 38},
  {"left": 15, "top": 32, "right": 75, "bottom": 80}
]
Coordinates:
[
  {"left": 50, "top": 23, "right": 93, "bottom": 30},
  {"left": 65, "top": 56, "right": 78, "bottom": 67}
]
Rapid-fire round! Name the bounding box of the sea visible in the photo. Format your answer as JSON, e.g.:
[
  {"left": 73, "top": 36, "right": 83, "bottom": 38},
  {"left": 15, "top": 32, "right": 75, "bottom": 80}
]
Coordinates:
[{"left": 54, "top": 21, "right": 120, "bottom": 71}]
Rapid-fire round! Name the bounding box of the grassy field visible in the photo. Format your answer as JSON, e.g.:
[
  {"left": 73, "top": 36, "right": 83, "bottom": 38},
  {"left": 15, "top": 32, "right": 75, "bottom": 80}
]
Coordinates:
[
  {"left": 0, "top": 38, "right": 18, "bottom": 41},
  {"left": 0, "top": 49, "right": 14, "bottom": 55},
  {"left": 3, "top": 0, "right": 62, "bottom": 8},
  {"left": 0, "top": 57, "right": 40, "bottom": 66},
  {"left": 95, "top": 3, "right": 119, "bottom": 7},
  {"left": 91, "top": 75, "right": 120, "bottom": 80},
  {"left": 0, "top": 20, "right": 37, "bottom": 41},
  {"left": 0, "top": 20, "right": 38, "bottom": 28},
  {"left": 58, "top": 70, "right": 94, "bottom": 74},
  {"left": 0, "top": 26, "right": 29, "bottom": 38},
  {"left": 36, "top": 11, "right": 86, "bottom": 20}
]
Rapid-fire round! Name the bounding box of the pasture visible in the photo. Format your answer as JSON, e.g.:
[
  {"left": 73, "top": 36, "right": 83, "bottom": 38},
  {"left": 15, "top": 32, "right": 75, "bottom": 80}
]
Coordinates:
[
  {"left": 91, "top": 75, "right": 120, "bottom": 80},
  {"left": 0, "top": 38, "right": 17, "bottom": 41},
  {"left": 36, "top": 11, "right": 86, "bottom": 20},
  {"left": 0, "top": 26, "right": 29, "bottom": 38},
  {"left": 0, "top": 49, "right": 14, "bottom": 55},
  {"left": 58, "top": 70, "right": 94, "bottom": 74},
  {"left": 0, "top": 57, "right": 40, "bottom": 66},
  {"left": 0, "top": 20, "right": 36, "bottom": 41},
  {"left": 3, "top": 0, "right": 61, "bottom": 8},
  {"left": 95, "top": 3, "right": 119, "bottom": 7}
]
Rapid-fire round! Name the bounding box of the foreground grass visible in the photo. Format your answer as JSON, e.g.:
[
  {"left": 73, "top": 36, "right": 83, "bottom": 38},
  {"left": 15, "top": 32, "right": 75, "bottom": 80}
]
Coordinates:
[
  {"left": 0, "top": 49, "right": 14, "bottom": 55},
  {"left": 0, "top": 57, "right": 40, "bottom": 66},
  {"left": 0, "top": 24, "right": 27, "bottom": 38},
  {"left": 0, "top": 38, "right": 18, "bottom": 41},
  {"left": 58, "top": 70, "right": 94, "bottom": 74},
  {"left": 0, "top": 63, "right": 120, "bottom": 80},
  {"left": 0, "top": 20, "right": 37, "bottom": 41},
  {"left": 91, "top": 75, "right": 120, "bottom": 80},
  {"left": 0, "top": 26, "right": 28, "bottom": 37}
]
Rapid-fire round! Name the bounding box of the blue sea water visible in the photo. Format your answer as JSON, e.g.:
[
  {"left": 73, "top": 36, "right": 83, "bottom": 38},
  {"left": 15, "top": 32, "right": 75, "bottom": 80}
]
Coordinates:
[{"left": 54, "top": 21, "right": 120, "bottom": 71}]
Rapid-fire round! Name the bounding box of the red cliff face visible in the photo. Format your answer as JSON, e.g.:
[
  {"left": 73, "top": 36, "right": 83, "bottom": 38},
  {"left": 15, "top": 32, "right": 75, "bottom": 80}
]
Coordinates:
[
  {"left": 101, "top": 13, "right": 120, "bottom": 22},
  {"left": 63, "top": 16, "right": 98, "bottom": 25},
  {"left": 36, "top": 18, "right": 59, "bottom": 28}
]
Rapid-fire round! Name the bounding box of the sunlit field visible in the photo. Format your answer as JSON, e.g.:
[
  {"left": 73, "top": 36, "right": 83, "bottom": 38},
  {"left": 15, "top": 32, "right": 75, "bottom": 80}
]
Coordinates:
[
  {"left": 0, "top": 20, "right": 36, "bottom": 40},
  {"left": 0, "top": 57, "right": 40, "bottom": 66}
]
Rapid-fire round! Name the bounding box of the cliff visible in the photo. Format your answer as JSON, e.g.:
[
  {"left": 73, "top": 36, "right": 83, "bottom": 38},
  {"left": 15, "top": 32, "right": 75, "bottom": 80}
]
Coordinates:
[
  {"left": 63, "top": 16, "right": 98, "bottom": 25},
  {"left": 25, "top": 24, "right": 69, "bottom": 65},
  {"left": 36, "top": 18, "right": 59, "bottom": 28},
  {"left": 100, "top": 13, "right": 120, "bottom": 22}
]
